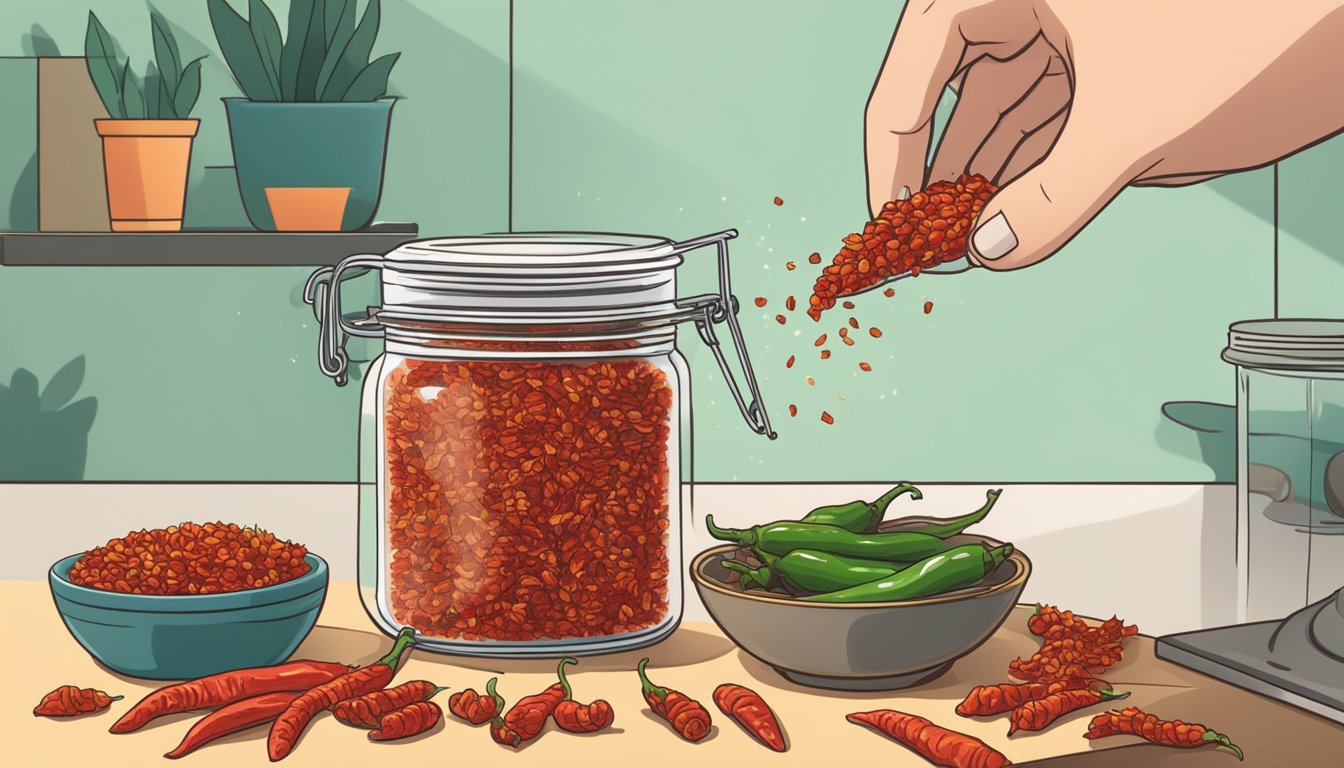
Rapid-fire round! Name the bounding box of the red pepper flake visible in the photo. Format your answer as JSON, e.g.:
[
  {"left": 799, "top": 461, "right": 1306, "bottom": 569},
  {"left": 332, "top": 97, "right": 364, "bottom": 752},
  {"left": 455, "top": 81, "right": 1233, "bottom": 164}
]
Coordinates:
[
  {"left": 808, "top": 253, "right": 822, "bottom": 265},
  {"left": 773, "top": 196, "right": 784, "bottom": 206},
  {"left": 788, "top": 404, "right": 797, "bottom": 417},
  {"left": 786, "top": 261, "right": 796, "bottom": 271},
  {"left": 842, "top": 301, "right": 856, "bottom": 310},
  {"left": 858, "top": 362, "right": 872, "bottom": 372},
  {"left": 842, "top": 336, "right": 855, "bottom": 346},
  {"left": 838, "top": 327, "right": 849, "bottom": 338},
  {"left": 820, "top": 411, "right": 834, "bottom": 425},
  {"left": 814, "top": 334, "right": 827, "bottom": 347},
  {"left": 785, "top": 355, "right": 795, "bottom": 369},
  {"left": 820, "top": 350, "right": 831, "bottom": 360},
  {"left": 883, "top": 288, "right": 895, "bottom": 298},
  {"left": 848, "top": 317, "right": 859, "bottom": 329},
  {"left": 754, "top": 297, "right": 767, "bottom": 308},
  {"left": 785, "top": 296, "right": 796, "bottom": 312},
  {"left": 806, "top": 376, "right": 815, "bottom": 386},
  {"left": 868, "top": 327, "right": 883, "bottom": 338},
  {"left": 775, "top": 315, "right": 786, "bottom": 325},
  {"left": 924, "top": 301, "right": 934, "bottom": 314}
]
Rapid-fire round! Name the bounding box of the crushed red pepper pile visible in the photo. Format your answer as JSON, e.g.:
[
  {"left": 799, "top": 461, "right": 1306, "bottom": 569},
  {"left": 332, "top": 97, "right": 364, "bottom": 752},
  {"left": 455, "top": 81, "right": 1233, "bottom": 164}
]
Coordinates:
[{"left": 763, "top": 175, "right": 997, "bottom": 426}]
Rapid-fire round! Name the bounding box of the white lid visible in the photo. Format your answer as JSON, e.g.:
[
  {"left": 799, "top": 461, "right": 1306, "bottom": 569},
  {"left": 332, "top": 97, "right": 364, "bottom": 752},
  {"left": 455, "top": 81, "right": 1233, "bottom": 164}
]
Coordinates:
[{"left": 1223, "top": 319, "right": 1344, "bottom": 371}]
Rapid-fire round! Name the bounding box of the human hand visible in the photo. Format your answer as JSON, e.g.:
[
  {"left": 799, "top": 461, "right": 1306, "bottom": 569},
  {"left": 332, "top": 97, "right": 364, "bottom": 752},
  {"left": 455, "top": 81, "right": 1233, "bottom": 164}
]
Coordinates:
[{"left": 865, "top": 0, "right": 1344, "bottom": 270}]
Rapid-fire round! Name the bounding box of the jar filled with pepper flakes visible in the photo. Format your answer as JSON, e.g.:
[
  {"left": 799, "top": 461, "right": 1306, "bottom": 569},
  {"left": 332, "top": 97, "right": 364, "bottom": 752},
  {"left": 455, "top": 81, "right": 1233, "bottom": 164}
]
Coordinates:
[{"left": 307, "top": 231, "right": 775, "bottom": 656}]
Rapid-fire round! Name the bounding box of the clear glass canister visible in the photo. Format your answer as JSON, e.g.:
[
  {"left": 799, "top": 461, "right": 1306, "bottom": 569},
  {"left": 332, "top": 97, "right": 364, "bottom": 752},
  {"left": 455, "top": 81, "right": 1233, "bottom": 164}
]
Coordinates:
[
  {"left": 1223, "top": 319, "right": 1344, "bottom": 624},
  {"left": 306, "top": 231, "right": 775, "bottom": 656}
]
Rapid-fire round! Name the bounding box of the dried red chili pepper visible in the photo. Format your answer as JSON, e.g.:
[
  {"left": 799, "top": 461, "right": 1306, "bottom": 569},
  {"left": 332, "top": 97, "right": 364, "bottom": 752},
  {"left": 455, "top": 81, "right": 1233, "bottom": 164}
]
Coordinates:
[
  {"left": 449, "top": 677, "right": 504, "bottom": 725},
  {"left": 956, "top": 678, "right": 1095, "bottom": 717},
  {"left": 34, "top": 686, "right": 121, "bottom": 717},
  {"left": 713, "top": 683, "right": 786, "bottom": 752},
  {"left": 1008, "top": 688, "right": 1128, "bottom": 735},
  {"left": 553, "top": 658, "right": 615, "bottom": 733},
  {"left": 164, "top": 692, "right": 298, "bottom": 759},
  {"left": 369, "top": 701, "right": 442, "bottom": 741},
  {"left": 637, "top": 658, "right": 711, "bottom": 742},
  {"left": 848, "top": 709, "right": 1010, "bottom": 768},
  {"left": 491, "top": 659, "right": 570, "bottom": 748},
  {"left": 1086, "top": 707, "right": 1243, "bottom": 760},
  {"left": 332, "top": 680, "right": 445, "bottom": 728}
]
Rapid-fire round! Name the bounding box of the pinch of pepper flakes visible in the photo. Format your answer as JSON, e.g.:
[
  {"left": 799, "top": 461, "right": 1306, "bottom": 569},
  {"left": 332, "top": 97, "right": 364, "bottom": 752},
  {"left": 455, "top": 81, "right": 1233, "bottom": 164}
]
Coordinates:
[
  {"left": 820, "top": 411, "right": 834, "bottom": 424},
  {"left": 842, "top": 301, "right": 856, "bottom": 310},
  {"left": 773, "top": 196, "right": 784, "bottom": 206},
  {"left": 786, "top": 261, "right": 796, "bottom": 271},
  {"left": 848, "top": 317, "right": 859, "bottom": 329},
  {"left": 806, "top": 376, "right": 815, "bottom": 386},
  {"left": 785, "top": 296, "right": 796, "bottom": 311},
  {"left": 775, "top": 315, "right": 787, "bottom": 325},
  {"left": 785, "top": 355, "right": 795, "bottom": 369},
  {"left": 859, "top": 362, "right": 872, "bottom": 372},
  {"left": 814, "top": 333, "right": 827, "bottom": 347},
  {"left": 868, "top": 327, "right": 883, "bottom": 338},
  {"left": 808, "top": 252, "right": 822, "bottom": 264},
  {"left": 788, "top": 404, "right": 798, "bottom": 417},
  {"left": 884, "top": 288, "right": 896, "bottom": 297},
  {"left": 924, "top": 301, "right": 934, "bottom": 314},
  {"left": 754, "top": 297, "right": 767, "bottom": 307},
  {"left": 820, "top": 350, "right": 831, "bottom": 360}
]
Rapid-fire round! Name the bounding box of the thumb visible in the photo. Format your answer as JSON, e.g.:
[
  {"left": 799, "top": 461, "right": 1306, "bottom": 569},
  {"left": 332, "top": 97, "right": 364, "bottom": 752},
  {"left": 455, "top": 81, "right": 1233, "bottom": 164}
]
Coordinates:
[{"left": 967, "top": 126, "right": 1137, "bottom": 271}]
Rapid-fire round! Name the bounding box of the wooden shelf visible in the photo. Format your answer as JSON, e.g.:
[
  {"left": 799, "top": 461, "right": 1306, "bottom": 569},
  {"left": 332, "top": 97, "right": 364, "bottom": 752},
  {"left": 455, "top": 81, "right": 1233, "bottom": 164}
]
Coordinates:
[{"left": 0, "top": 224, "right": 420, "bottom": 266}]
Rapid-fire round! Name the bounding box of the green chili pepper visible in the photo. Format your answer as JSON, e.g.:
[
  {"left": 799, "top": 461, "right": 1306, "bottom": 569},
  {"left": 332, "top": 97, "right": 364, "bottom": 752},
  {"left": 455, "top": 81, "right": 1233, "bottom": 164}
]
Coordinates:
[
  {"left": 800, "top": 543, "right": 1014, "bottom": 603},
  {"left": 772, "top": 549, "right": 902, "bottom": 593},
  {"left": 800, "top": 482, "right": 922, "bottom": 532},
  {"left": 722, "top": 560, "right": 774, "bottom": 590},
  {"left": 901, "top": 488, "right": 1003, "bottom": 538},
  {"left": 705, "top": 515, "right": 950, "bottom": 561}
]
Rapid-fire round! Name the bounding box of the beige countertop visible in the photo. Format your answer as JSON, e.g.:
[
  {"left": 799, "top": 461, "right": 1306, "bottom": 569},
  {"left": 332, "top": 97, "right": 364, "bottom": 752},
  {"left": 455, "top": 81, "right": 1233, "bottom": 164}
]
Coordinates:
[{"left": 6, "top": 581, "right": 1340, "bottom": 767}]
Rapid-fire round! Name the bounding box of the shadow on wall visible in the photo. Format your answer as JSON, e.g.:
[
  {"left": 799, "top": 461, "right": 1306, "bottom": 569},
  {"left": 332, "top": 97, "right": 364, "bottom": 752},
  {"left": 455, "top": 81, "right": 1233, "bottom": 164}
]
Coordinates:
[
  {"left": 0, "top": 356, "right": 98, "bottom": 481},
  {"left": 1156, "top": 401, "right": 1236, "bottom": 482},
  {"left": 21, "top": 23, "right": 59, "bottom": 56}
]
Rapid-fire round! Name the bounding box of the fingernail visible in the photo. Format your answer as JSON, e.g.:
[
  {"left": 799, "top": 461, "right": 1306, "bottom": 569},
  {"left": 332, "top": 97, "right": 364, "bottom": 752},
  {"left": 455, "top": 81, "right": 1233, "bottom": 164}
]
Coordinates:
[
  {"left": 971, "top": 213, "right": 1017, "bottom": 261},
  {"left": 896, "top": 186, "right": 912, "bottom": 201}
]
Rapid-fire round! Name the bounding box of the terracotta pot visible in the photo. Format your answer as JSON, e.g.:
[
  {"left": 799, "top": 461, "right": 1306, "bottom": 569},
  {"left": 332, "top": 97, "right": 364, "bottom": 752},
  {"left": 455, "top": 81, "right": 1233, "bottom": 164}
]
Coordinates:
[
  {"left": 264, "top": 187, "right": 352, "bottom": 232},
  {"left": 95, "top": 119, "right": 199, "bottom": 232}
]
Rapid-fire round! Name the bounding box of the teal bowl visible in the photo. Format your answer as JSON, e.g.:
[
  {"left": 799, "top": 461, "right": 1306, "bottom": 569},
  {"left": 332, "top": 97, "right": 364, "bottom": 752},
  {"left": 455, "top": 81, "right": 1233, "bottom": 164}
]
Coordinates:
[{"left": 49, "top": 553, "right": 328, "bottom": 680}]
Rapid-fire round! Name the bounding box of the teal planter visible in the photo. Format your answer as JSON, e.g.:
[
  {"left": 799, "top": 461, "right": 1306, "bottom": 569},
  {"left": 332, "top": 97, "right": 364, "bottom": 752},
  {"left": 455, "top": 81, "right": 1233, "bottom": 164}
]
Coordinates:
[
  {"left": 49, "top": 553, "right": 328, "bottom": 680},
  {"left": 223, "top": 99, "right": 393, "bottom": 231}
]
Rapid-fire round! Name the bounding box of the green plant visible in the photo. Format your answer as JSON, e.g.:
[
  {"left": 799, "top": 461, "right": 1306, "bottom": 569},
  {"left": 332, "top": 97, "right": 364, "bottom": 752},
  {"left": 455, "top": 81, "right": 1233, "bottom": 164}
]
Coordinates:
[
  {"left": 209, "top": 0, "right": 399, "bottom": 102},
  {"left": 85, "top": 11, "right": 205, "bottom": 119}
]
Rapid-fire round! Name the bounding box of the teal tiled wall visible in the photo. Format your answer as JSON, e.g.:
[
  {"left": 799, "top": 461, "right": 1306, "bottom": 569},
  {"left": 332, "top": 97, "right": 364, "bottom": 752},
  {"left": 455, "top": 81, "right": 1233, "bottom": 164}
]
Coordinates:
[
  {"left": 1, "top": 0, "right": 1298, "bottom": 481},
  {"left": 1276, "top": 134, "right": 1344, "bottom": 318}
]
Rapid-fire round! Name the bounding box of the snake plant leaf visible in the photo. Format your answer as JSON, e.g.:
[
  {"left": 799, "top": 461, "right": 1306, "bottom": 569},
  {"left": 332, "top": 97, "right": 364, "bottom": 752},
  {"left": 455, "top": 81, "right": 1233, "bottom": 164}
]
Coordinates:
[
  {"left": 279, "top": 0, "right": 316, "bottom": 100},
  {"left": 341, "top": 51, "right": 397, "bottom": 102},
  {"left": 208, "top": 0, "right": 278, "bottom": 100},
  {"left": 150, "top": 10, "right": 182, "bottom": 98},
  {"left": 174, "top": 56, "right": 205, "bottom": 118},
  {"left": 121, "top": 59, "right": 145, "bottom": 119},
  {"left": 247, "top": 0, "right": 283, "bottom": 100},
  {"left": 321, "top": 0, "right": 380, "bottom": 101},
  {"left": 294, "top": 0, "right": 329, "bottom": 100},
  {"left": 84, "top": 12, "right": 123, "bottom": 118},
  {"left": 314, "top": 0, "right": 356, "bottom": 100},
  {"left": 39, "top": 356, "right": 85, "bottom": 413},
  {"left": 144, "top": 60, "right": 165, "bottom": 119}
]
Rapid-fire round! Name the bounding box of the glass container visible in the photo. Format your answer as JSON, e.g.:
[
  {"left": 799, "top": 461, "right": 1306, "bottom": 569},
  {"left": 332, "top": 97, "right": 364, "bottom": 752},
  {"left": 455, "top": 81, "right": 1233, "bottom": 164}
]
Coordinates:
[{"left": 305, "top": 231, "right": 775, "bottom": 656}]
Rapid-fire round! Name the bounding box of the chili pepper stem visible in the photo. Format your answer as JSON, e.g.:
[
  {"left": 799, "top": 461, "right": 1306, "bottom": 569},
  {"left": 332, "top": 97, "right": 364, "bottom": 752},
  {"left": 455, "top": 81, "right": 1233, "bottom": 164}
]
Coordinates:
[
  {"left": 871, "top": 482, "right": 922, "bottom": 514},
  {"left": 485, "top": 677, "right": 504, "bottom": 712},
  {"left": 704, "top": 515, "right": 753, "bottom": 546},
  {"left": 1202, "top": 731, "right": 1244, "bottom": 761},
  {"left": 636, "top": 657, "right": 668, "bottom": 700},
  {"left": 109, "top": 695, "right": 124, "bottom": 702},
  {"left": 379, "top": 627, "right": 417, "bottom": 669},
  {"left": 1098, "top": 689, "right": 1129, "bottom": 702},
  {"left": 919, "top": 489, "right": 1002, "bottom": 538},
  {"left": 428, "top": 686, "right": 449, "bottom": 699},
  {"left": 556, "top": 657, "right": 579, "bottom": 701}
]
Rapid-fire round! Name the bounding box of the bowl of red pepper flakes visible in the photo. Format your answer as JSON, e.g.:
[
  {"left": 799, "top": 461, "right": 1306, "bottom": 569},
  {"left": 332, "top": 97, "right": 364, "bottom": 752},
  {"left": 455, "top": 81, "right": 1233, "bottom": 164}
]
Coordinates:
[{"left": 49, "top": 523, "right": 328, "bottom": 680}]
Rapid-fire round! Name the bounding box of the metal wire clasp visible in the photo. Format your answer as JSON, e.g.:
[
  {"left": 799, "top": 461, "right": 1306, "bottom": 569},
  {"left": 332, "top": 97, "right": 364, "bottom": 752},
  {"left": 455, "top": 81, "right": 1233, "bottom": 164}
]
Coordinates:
[
  {"left": 670, "top": 230, "right": 777, "bottom": 440},
  {"left": 303, "top": 255, "right": 385, "bottom": 386}
]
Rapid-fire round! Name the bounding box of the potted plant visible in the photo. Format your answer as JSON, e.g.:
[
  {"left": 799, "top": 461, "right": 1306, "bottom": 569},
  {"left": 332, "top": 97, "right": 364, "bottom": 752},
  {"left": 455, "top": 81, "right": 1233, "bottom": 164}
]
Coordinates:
[
  {"left": 85, "top": 11, "right": 205, "bottom": 232},
  {"left": 207, "top": 0, "right": 399, "bottom": 232}
]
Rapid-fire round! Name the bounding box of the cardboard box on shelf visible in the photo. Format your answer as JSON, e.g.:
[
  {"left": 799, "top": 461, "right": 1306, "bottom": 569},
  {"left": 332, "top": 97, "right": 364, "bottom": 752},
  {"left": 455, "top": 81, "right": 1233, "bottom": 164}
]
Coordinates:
[{"left": 38, "top": 57, "right": 110, "bottom": 232}]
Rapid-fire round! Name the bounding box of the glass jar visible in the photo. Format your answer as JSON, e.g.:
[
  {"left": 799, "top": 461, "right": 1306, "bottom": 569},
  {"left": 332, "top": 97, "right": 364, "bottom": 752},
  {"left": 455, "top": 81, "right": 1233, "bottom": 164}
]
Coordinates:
[
  {"left": 1223, "top": 319, "right": 1344, "bottom": 623},
  {"left": 306, "top": 231, "right": 775, "bottom": 656}
]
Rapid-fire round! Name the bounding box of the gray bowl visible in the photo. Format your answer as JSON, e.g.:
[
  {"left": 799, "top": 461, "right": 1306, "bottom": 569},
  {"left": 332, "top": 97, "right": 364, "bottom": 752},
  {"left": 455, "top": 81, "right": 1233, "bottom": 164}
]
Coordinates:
[{"left": 691, "top": 530, "right": 1030, "bottom": 691}]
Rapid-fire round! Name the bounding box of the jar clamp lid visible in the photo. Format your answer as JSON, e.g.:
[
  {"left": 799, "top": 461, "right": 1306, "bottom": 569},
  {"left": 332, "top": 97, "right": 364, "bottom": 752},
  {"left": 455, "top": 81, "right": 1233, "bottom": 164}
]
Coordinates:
[
  {"left": 305, "top": 229, "right": 777, "bottom": 439},
  {"left": 1222, "top": 319, "right": 1344, "bottom": 372}
]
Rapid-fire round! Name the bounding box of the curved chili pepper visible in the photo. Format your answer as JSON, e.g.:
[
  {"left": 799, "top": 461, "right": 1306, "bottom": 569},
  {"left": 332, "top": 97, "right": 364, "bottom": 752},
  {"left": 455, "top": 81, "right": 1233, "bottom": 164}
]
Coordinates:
[
  {"left": 956, "top": 678, "right": 1097, "bottom": 717},
  {"left": 369, "top": 701, "right": 442, "bottom": 742},
  {"left": 906, "top": 490, "right": 1002, "bottom": 538},
  {"left": 332, "top": 680, "right": 445, "bottom": 728},
  {"left": 800, "top": 483, "right": 922, "bottom": 532},
  {"left": 165, "top": 692, "right": 298, "bottom": 759},
  {"left": 801, "top": 544, "right": 1012, "bottom": 603},
  {"left": 449, "top": 677, "right": 504, "bottom": 725},
  {"left": 490, "top": 659, "right": 570, "bottom": 748},
  {"left": 637, "top": 657, "right": 711, "bottom": 742},
  {"left": 713, "top": 683, "right": 786, "bottom": 752},
  {"left": 848, "top": 709, "right": 1010, "bottom": 768},
  {"left": 1008, "top": 688, "right": 1128, "bottom": 735},
  {"left": 34, "top": 686, "right": 122, "bottom": 717},
  {"left": 705, "top": 515, "right": 949, "bottom": 561},
  {"left": 1086, "top": 707, "right": 1243, "bottom": 761},
  {"left": 553, "top": 658, "right": 614, "bottom": 733}
]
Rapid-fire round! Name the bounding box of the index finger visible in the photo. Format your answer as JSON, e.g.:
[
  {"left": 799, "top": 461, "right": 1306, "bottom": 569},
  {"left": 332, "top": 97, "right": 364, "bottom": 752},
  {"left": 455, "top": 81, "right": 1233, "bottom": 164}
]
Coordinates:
[{"left": 865, "top": 2, "right": 968, "bottom": 217}]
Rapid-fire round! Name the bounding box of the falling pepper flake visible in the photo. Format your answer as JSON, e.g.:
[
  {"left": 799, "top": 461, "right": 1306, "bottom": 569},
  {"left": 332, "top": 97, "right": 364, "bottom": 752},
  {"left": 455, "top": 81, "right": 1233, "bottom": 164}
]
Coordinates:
[
  {"left": 838, "top": 327, "right": 849, "bottom": 338},
  {"left": 786, "top": 261, "right": 796, "bottom": 271},
  {"left": 773, "top": 196, "right": 784, "bottom": 206},
  {"left": 848, "top": 317, "right": 860, "bottom": 329},
  {"left": 859, "top": 362, "right": 872, "bottom": 372},
  {"left": 842, "top": 336, "right": 855, "bottom": 346},
  {"left": 785, "top": 296, "right": 796, "bottom": 312},
  {"left": 814, "top": 334, "right": 827, "bottom": 347},
  {"left": 838, "top": 395, "right": 846, "bottom": 401},
  {"left": 868, "top": 327, "right": 883, "bottom": 338},
  {"left": 785, "top": 355, "right": 795, "bottom": 369},
  {"left": 883, "top": 288, "right": 896, "bottom": 297},
  {"left": 806, "top": 376, "right": 815, "bottom": 386},
  {"left": 820, "top": 411, "right": 834, "bottom": 425},
  {"left": 775, "top": 315, "right": 787, "bottom": 325},
  {"left": 788, "top": 404, "right": 798, "bottom": 417},
  {"left": 842, "top": 301, "right": 856, "bottom": 310},
  {"left": 808, "top": 253, "right": 822, "bottom": 265},
  {"left": 924, "top": 301, "right": 934, "bottom": 314},
  {"left": 820, "top": 350, "right": 831, "bottom": 360},
  {"left": 754, "top": 297, "right": 767, "bottom": 308}
]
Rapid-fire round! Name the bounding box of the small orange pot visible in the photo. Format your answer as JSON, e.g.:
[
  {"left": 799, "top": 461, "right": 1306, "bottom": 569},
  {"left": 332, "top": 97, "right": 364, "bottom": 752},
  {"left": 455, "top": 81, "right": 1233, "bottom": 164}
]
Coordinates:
[
  {"left": 264, "top": 187, "right": 352, "bottom": 232},
  {"left": 95, "top": 119, "right": 199, "bottom": 232}
]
